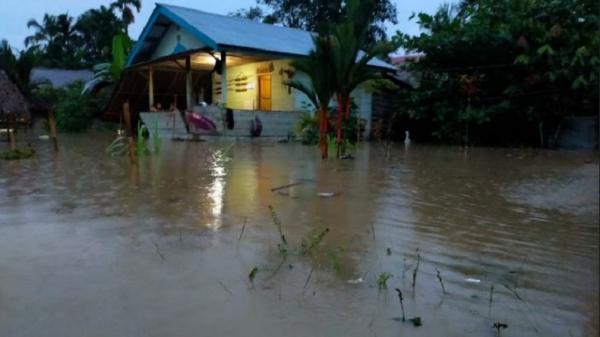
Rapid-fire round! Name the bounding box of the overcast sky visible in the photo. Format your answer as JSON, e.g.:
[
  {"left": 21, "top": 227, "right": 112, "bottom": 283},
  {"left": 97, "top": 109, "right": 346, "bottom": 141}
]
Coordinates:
[{"left": 0, "top": 0, "right": 445, "bottom": 53}]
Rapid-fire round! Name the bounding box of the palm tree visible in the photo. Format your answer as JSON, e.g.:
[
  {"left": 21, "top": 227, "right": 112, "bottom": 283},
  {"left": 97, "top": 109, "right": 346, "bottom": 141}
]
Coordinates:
[
  {"left": 25, "top": 14, "right": 77, "bottom": 48},
  {"left": 25, "top": 13, "right": 81, "bottom": 68},
  {"left": 24, "top": 14, "right": 55, "bottom": 48},
  {"left": 110, "top": 0, "right": 142, "bottom": 34},
  {"left": 76, "top": 6, "right": 123, "bottom": 65},
  {"left": 330, "top": 0, "right": 393, "bottom": 157},
  {"left": 0, "top": 40, "right": 41, "bottom": 98},
  {"left": 287, "top": 34, "right": 336, "bottom": 159}
]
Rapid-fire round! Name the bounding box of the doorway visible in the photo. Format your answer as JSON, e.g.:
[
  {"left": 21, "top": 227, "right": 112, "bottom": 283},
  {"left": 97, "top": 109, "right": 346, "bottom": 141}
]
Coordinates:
[{"left": 258, "top": 74, "right": 272, "bottom": 111}]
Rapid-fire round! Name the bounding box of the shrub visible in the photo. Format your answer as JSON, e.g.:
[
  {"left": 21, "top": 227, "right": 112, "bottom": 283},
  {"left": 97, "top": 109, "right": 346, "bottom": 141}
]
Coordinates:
[
  {"left": 32, "top": 81, "right": 106, "bottom": 133},
  {"left": 294, "top": 99, "right": 366, "bottom": 147},
  {"left": 54, "top": 82, "right": 96, "bottom": 132},
  {"left": 294, "top": 112, "right": 320, "bottom": 145}
]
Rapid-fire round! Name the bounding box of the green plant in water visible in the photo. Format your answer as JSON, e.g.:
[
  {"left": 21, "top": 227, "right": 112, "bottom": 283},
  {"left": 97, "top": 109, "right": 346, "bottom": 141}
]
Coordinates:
[
  {"left": 248, "top": 266, "right": 259, "bottom": 284},
  {"left": 326, "top": 247, "right": 342, "bottom": 274},
  {"left": 212, "top": 142, "right": 235, "bottom": 164},
  {"left": 395, "top": 288, "right": 406, "bottom": 321},
  {"left": 106, "top": 121, "right": 158, "bottom": 158},
  {"left": 412, "top": 248, "right": 420, "bottom": 289},
  {"left": 493, "top": 321, "right": 508, "bottom": 336},
  {"left": 377, "top": 272, "right": 393, "bottom": 289},
  {"left": 277, "top": 243, "right": 288, "bottom": 256},
  {"left": 52, "top": 81, "right": 98, "bottom": 132},
  {"left": 136, "top": 121, "right": 150, "bottom": 156},
  {"left": 151, "top": 119, "right": 161, "bottom": 154},
  {"left": 268, "top": 205, "right": 287, "bottom": 254},
  {"left": 408, "top": 317, "right": 422, "bottom": 327},
  {"left": 294, "top": 112, "right": 319, "bottom": 145},
  {"left": 106, "top": 135, "right": 128, "bottom": 157},
  {"left": 299, "top": 227, "right": 330, "bottom": 256},
  {"left": 436, "top": 269, "right": 447, "bottom": 294},
  {"left": 0, "top": 147, "right": 35, "bottom": 160}
]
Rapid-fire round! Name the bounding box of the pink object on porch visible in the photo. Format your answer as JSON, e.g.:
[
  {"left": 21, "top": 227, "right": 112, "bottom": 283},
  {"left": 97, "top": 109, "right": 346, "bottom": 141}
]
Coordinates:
[{"left": 186, "top": 111, "right": 216, "bottom": 131}]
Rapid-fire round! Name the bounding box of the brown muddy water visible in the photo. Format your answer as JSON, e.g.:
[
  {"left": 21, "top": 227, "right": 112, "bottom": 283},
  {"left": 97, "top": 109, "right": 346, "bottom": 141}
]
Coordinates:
[{"left": 0, "top": 133, "right": 598, "bottom": 337}]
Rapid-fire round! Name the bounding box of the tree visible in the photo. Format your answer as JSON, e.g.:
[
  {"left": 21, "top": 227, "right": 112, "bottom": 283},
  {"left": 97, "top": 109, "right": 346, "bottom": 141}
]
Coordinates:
[
  {"left": 329, "top": 0, "right": 394, "bottom": 157},
  {"left": 0, "top": 40, "right": 41, "bottom": 98},
  {"left": 287, "top": 34, "right": 336, "bottom": 159},
  {"left": 76, "top": 6, "right": 123, "bottom": 66},
  {"left": 110, "top": 0, "right": 142, "bottom": 34},
  {"left": 229, "top": 6, "right": 278, "bottom": 23},
  {"left": 83, "top": 33, "right": 133, "bottom": 94},
  {"left": 395, "top": 0, "right": 599, "bottom": 147},
  {"left": 24, "top": 13, "right": 82, "bottom": 68},
  {"left": 257, "top": 0, "right": 397, "bottom": 41}
]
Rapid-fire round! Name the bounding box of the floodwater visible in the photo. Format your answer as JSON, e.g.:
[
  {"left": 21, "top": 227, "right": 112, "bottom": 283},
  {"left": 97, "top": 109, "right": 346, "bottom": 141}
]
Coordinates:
[{"left": 1, "top": 133, "right": 598, "bottom": 337}]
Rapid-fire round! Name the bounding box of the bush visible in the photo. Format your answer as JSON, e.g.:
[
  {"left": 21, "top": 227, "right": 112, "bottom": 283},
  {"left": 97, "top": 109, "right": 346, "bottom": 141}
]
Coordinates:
[
  {"left": 294, "top": 112, "right": 320, "bottom": 145},
  {"left": 55, "top": 82, "right": 96, "bottom": 132},
  {"left": 33, "top": 81, "right": 106, "bottom": 133},
  {"left": 294, "top": 100, "right": 365, "bottom": 146}
]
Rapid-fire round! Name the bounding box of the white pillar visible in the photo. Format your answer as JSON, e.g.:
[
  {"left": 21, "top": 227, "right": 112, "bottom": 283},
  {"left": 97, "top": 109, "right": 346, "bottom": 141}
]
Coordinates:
[
  {"left": 185, "top": 55, "right": 192, "bottom": 110},
  {"left": 220, "top": 51, "right": 227, "bottom": 107},
  {"left": 148, "top": 66, "right": 155, "bottom": 109}
]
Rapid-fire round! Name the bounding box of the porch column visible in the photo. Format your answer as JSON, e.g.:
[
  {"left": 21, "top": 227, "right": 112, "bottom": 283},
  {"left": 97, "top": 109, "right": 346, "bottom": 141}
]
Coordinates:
[
  {"left": 148, "top": 66, "right": 155, "bottom": 108},
  {"left": 185, "top": 55, "right": 193, "bottom": 110},
  {"left": 220, "top": 51, "right": 227, "bottom": 107}
]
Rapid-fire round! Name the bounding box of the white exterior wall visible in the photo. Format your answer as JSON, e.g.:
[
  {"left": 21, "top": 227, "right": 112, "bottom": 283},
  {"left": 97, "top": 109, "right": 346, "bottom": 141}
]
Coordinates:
[
  {"left": 152, "top": 24, "right": 205, "bottom": 60},
  {"left": 292, "top": 72, "right": 314, "bottom": 112}
]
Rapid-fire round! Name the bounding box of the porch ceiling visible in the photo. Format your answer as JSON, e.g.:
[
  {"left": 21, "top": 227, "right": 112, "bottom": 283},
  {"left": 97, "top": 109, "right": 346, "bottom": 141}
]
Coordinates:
[{"left": 131, "top": 51, "right": 270, "bottom": 72}]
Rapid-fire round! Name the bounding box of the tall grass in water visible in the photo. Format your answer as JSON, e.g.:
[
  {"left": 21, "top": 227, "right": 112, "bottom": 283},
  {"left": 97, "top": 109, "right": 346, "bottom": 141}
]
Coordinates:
[
  {"left": 299, "top": 228, "right": 330, "bottom": 256},
  {"left": 377, "top": 272, "right": 393, "bottom": 290},
  {"left": 151, "top": 119, "right": 161, "bottom": 154},
  {"left": 412, "top": 248, "right": 420, "bottom": 290},
  {"left": 268, "top": 205, "right": 287, "bottom": 255},
  {"left": 136, "top": 121, "right": 149, "bottom": 156}
]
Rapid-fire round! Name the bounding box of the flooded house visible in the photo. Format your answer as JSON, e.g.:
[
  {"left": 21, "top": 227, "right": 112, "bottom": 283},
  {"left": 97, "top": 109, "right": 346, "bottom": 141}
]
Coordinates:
[{"left": 106, "top": 3, "right": 395, "bottom": 139}]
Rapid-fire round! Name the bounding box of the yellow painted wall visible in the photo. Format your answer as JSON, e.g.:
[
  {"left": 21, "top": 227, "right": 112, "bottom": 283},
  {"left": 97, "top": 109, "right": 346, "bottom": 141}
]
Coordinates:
[{"left": 212, "top": 59, "right": 295, "bottom": 111}]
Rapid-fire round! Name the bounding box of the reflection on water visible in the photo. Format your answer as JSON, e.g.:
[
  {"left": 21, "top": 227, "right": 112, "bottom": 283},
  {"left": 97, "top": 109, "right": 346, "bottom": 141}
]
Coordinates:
[
  {"left": 207, "top": 152, "right": 227, "bottom": 230},
  {"left": 0, "top": 132, "right": 598, "bottom": 337}
]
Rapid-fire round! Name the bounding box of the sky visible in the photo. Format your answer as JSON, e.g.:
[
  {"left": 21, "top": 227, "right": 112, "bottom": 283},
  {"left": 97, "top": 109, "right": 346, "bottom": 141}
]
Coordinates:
[{"left": 0, "top": 0, "right": 445, "bottom": 53}]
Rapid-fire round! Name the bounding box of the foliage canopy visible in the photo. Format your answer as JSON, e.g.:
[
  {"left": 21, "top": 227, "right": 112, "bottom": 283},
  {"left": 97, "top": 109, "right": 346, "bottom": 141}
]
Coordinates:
[{"left": 395, "top": 0, "right": 599, "bottom": 146}]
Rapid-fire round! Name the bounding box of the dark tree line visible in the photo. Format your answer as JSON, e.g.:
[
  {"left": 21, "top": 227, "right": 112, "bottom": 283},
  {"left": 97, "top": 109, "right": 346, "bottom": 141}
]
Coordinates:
[
  {"left": 231, "top": 0, "right": 398, "bottom": 42},
  {"left": 1, "top": 0, "right": 140, "bottom": 75},
  {"left": 393, "top": 0, "right": 599, "bottom": 147}
]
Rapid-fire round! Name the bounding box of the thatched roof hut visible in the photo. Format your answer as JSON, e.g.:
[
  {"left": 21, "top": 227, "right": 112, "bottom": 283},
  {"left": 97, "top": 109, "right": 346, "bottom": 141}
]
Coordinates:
[{"left": 0, "top": 70, "right": 30, "bottom": 124}]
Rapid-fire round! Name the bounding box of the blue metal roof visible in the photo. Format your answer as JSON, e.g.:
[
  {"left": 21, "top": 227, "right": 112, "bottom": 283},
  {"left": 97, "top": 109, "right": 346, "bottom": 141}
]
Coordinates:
[{"left": 127, "top": 3, "right": 394, "bottom": 70}]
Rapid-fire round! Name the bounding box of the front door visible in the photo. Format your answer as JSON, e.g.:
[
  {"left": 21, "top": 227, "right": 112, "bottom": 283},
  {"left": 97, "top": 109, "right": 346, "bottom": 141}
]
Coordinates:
[{"left": 258, "top": 74, "right": 272, "bottom": 111}]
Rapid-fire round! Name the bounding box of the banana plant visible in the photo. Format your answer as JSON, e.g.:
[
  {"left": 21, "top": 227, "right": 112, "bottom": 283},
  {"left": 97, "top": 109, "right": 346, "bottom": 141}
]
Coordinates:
[{"left": 83, "top": 32, "right": 132, "bottom": 94}]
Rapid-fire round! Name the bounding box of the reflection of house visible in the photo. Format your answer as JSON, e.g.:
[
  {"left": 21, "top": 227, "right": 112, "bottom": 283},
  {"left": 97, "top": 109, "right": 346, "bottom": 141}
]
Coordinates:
[
  {"left": 106, "top": 3, "right": 394, "bottom": 137},
  {"left": 30, "top": 68, "right": 93, "bottom": 88}
]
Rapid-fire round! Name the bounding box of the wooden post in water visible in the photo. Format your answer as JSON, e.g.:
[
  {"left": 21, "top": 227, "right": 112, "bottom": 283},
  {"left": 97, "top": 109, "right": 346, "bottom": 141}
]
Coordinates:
[
  {"left": 148, "top": 66, "right": 155, "bottom": 109},
  {"left": 48, "top": 109, "right": 58, "bottom": 152},
  {"left": 220, "top": 51, "right": 227, "bottom": 106},
  {"left": 8, "top": 128, "right": 16, "bottom": 151},
  {"left": 123, "top": 102, "right": 136, "bottom": 163},
  {"left": 7, "top": 116, "right": 16, "bottom": 151},
  {"left": 172, "top": 94, "right": 177, "bottom": 139}
]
